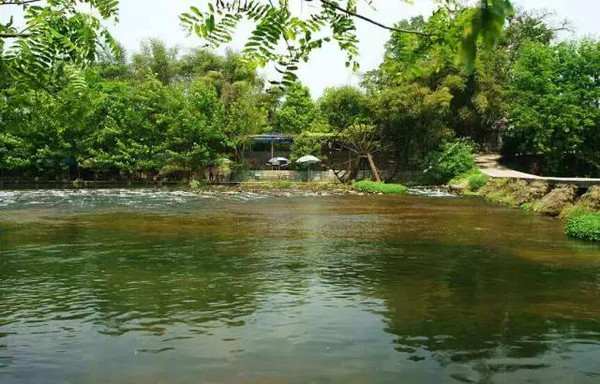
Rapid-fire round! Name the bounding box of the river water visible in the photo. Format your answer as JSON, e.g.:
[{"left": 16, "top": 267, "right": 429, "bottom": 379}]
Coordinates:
[{"left": 0, "top": 189, "right": 599, "bottom": 383}]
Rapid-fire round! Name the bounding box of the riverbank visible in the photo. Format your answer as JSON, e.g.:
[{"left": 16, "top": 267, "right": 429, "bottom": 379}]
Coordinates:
[
  {"left": 449, "top": 170, "right": 600, "bottom": 241},
  {"left": 190, "top": 180, "right": 410, "bottom": 196}
]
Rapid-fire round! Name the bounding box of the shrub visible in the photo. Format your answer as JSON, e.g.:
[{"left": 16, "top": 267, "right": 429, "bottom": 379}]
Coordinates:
[
  {"left": 447, "top": 168, "right": 482, "bottom": 194},
  {"left": 353, "top": 180, "right": 407, "bottom": 194},
  {"left": 520, "top": 203, "right": 533, "bottom": 211},
  {"left": 468, "top": 173, "right": 489, "bottom": 191},
  {"left": 277, "top": 180, "right": 292, "bottom": 189},
  {"left": 422, "top": 139, "right": 476, "bottom": 185},
  {"left": 565, "top": 213, "right": 600, "bottom": 241},
  {"left": 189, "top": 179, "right": 206, "bottom": 191},
  {"left": 72, "top": 179, "right": 83, "bottom": 189}
]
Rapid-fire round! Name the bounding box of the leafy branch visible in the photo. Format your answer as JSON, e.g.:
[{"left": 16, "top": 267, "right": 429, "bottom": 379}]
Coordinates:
[
  {"left": 181, "top": 0, "right": 513, "bottom": 88},
  {"left": 1, "top": 0, "right": 120, "bottom": 91}
]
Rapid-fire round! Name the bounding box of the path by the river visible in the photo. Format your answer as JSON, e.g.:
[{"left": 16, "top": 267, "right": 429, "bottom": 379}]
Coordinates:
[{"left": 476, "top": 154, "right": 600, "bottom": 188}]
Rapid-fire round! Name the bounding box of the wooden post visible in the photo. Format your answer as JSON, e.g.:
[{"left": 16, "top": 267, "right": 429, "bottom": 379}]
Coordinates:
[{"left": 270, "top": 141, "right": 274, "bottom": 158}]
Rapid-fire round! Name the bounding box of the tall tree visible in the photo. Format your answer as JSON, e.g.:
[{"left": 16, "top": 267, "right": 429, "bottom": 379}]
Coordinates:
[
  {"left": 318, "top": 86, "right": 369, "bottom": 132},
  {"left": 274, "top": 82, "right": 321, "bottom": 134},
  {"left": 133, "top": 39, "right": 179, "bottom": 85},
  {"left": 504, "top": 40, "right": 600, "bottom": 176}
]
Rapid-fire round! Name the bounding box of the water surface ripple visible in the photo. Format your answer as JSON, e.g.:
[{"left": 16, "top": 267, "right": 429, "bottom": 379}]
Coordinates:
[{"left": 1, "top": 190, "right": 599, "bottom": 383}]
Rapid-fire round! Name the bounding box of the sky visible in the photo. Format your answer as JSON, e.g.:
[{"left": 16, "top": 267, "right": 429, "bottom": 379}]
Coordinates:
[{"left": 7, "top": 1, "right": 600, "bottom": 96}]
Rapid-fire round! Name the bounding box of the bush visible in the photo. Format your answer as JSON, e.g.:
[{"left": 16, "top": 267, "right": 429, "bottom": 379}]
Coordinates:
[
  {"left": 422, "top": 139, "right": 476, "bottom": 185},
  {"left": 353, "top": 180, "right": 407, "bottom": 194},
  {"left": 520, "top": 203, "right": 533, "bottom": 211},
  {"left": 565, "top": 213, "right": 600, "bottom": 241},
  {"left": 189, "top": 179, "right": 206, "bottom": 191},
  {"left": 468, "top": 173, "right": 489, "bottom": 191}
]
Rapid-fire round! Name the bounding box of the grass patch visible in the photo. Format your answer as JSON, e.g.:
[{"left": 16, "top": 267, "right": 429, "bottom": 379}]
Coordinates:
[
  {"left": 353, "top": 180, "right": 407, "bottom": 194},
  {"left": 239, "top": 181, "right": 348, "bottom": 192},
  {"left": 189, "top": 179, "right": 208, "bottom": 191},
  {"left": 478, "top": 179, "right": 549, "bottom": 208},
  {"left": 448, "top": 168, "right": 481, "bottom": 186},
  {"left": 565, "top": 212, "right": 600, "bottom": 241},
  {"left": 468, "top": 173, "right": 489, "bottom": 192},
  {"left": 520, "top": 203, "right": 533, "bottom": 211},
  {"left": 447, "top": 168, "right": 488, "bottom": 194}
]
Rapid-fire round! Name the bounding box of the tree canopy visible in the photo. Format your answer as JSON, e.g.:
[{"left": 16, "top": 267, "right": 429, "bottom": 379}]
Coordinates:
[
  {"left": 0, "top": 41, "right": 275, "bottom": 180},
  {"left": 504, "top": 40, "right": 600, "bottom": 176},
  {"left": 2, "top": 0, "right": 599, "bottom": 182}
]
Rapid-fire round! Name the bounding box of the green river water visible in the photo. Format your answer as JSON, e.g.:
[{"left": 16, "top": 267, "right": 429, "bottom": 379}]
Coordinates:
[{"left": 0, "top": 189, "right": 599, "bottom": 383}]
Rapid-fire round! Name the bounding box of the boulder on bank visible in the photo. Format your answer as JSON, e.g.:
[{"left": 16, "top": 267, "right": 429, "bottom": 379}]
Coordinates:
[
  {"left": 534, "top": 184, "right": 577, "bottom": 216},
  {"left": 511, "top": 180, "right": 549, "bottom": 206},
  {"left": 580, "top": 186, "right": 600, "bottom": 212},
  {"left": 478, "top": 179, "right": 548, "bottom": 207}
]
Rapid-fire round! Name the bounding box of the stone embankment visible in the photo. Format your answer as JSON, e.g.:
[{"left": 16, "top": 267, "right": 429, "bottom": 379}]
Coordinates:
[{"left": 453, "top": 155, "right": 600, "bottom": 219}]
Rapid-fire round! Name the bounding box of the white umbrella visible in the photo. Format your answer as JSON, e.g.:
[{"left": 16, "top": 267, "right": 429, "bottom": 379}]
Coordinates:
[
  {"left": 296, "top": 155, "right": 321, "bottom": 181},
  {"left": 296, "top": 155, "right": 321, "bottom": 165},
  {"left": 267, "top": 157, "right": 290, "bottom": 169}
]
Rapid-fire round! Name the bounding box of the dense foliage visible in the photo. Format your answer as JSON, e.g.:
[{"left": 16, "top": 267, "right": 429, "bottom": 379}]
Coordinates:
[
  {"left": 422, "top": 140, "right": 477, "bottom": 185},
  {"left": 0, "top": 42, "right": 273, "bottom": 180},
  {"left": 565, "top": 213, "right": 600, "bottom": 242},
  {"left": 503, "top": 40, "right": 600, "bottom": 176},
  {"left": 1, "top": 1, "right": 598, "bottom": 183},
  {"left": 0, "top": 0, "right": 119, "bottom": 91}
]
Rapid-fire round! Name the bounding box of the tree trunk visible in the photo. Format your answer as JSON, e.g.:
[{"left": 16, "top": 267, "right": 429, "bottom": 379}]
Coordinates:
[
  {"left": 366, "top": 152, "right": 382, "bottom": 182},
  {"left": 349, "top": 156, "right": 361, "bottom": 181}
]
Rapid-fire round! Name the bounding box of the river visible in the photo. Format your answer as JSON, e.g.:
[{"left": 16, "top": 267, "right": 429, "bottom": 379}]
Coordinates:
[{"left": 1, "top": 189, "right": 599, "bottom": 383}]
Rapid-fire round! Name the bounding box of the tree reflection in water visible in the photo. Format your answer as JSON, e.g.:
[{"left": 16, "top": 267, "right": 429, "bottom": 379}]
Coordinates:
[{"left": 0, "top": 193, "right": 599, "bottom": 383}]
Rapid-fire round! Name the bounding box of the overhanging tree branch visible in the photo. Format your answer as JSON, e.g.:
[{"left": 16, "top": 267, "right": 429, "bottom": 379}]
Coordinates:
[
  {"left": 0, "top": 33, "right": 32, "bottom": 38},
  {"left": 317, "top": 0, "right": 431, "bottom": 36},
  {"left": 0, "top": 0, "right": 43, "bottom": 5}
]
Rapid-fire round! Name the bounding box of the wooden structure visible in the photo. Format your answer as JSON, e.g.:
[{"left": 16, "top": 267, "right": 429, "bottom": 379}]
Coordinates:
[{"left": 244, "top": 133, "right": 295, "bottom": 158}]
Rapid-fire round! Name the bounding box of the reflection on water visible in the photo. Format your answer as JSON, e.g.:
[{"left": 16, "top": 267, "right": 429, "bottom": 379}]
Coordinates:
[{"left": 0, "top": 190, "right": 599, "bottom": 383}]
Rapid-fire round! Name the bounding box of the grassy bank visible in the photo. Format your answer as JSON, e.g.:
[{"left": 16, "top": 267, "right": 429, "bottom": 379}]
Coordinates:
[
  {"left": 187, "top": 180, "right": 356, "bottom": 194},
  {"left": 352, "top": 180, "right": 407, "bottom": 194},
  {"left": 449, "top": 170, "right": 600, "bottom": 242},
  {"left": 187, "top": 179, "right": 408, "bottom": 195}
]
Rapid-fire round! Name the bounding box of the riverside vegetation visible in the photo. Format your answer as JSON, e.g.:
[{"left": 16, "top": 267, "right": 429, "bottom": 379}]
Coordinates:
[{"left": 2, "top": 3, "right": 599, "bottom": 183}]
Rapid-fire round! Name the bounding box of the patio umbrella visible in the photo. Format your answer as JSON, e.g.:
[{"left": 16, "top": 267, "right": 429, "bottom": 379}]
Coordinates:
[
  {"left": 296, "top": 155, "right": 321, "bottom": 165},
  {"left": 267, "top": 157, "right": 290, "bottom": 169},
  {"left": 296, "top": 155, "right": 321, "bottom": 180}
]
